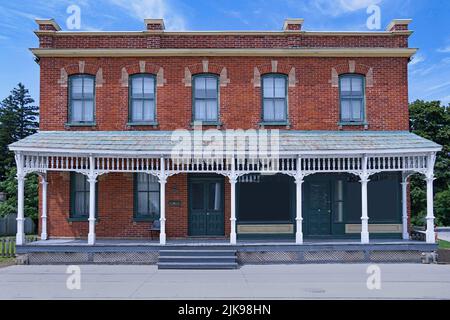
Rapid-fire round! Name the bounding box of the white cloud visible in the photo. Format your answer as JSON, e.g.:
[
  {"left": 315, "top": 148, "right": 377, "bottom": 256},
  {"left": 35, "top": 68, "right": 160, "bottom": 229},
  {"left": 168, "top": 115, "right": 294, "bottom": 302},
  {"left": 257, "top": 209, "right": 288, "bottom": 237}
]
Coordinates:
[
  {"left": 309, "top": 0, "right": 382, "bottom": 17},
  {"left": 410, "top": 53, "right": 425, "bottom": 66},
  {"left": 107, "top": 0, "right": 186, "bottom": 30},
  {"left": 437, "top": 45, "right": 450, "bottom": 53}
]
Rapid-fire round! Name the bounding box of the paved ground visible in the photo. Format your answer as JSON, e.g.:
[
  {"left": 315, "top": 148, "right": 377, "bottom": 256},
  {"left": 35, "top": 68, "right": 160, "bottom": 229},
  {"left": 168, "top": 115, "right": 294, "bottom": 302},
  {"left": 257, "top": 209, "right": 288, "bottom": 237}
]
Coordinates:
[{"left": 0, "top": 264, "right": 449, "bottom": 299}]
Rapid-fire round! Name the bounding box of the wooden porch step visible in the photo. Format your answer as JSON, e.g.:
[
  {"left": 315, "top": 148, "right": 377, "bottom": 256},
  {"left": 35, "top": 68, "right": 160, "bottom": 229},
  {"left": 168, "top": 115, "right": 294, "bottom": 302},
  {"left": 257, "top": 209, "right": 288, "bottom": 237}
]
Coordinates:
[{"left": 158, "top": 249, "right": 238, "bottom": 269}]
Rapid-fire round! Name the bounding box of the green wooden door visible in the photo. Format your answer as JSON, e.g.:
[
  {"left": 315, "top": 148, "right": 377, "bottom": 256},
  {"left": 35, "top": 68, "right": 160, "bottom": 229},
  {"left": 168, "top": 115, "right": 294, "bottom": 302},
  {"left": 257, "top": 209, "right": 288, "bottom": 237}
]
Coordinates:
[
  {"left": 189, "top": 177, "right": 224, "bottom": 236},
  {"left": 307, "top": 180, "right": 332, "bottom": 236}
]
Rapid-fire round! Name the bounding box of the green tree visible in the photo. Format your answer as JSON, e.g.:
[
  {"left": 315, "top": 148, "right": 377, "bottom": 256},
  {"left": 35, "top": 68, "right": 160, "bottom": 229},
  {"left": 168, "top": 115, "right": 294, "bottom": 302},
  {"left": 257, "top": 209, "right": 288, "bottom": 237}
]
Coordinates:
[
  {"left": 0, "top": 83, "right": 39, "bottom": 220},
  {"left": 409, "top": 100, "right": 450, "bottom": 226},
  {"left": 0, "top": 167, "right": 38, "bottom": 220},
  {"left": 0, "top": 83, "right": 39, "bottom": 180}
]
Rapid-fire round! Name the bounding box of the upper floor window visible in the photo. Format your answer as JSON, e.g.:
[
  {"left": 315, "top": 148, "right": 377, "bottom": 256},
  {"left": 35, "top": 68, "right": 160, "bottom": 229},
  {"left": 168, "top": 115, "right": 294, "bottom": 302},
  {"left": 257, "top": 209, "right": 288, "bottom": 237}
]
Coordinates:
[
  {"left": 129, "top": 74, "right": 156, "bottom": 123},
  {"left": 193, "top": 74, "right": 219, "bottom": 122},
  {"left": 69, "top": 74, "right": 95, "bottom": 124},
  {"left": 339, "top": 74, "right": 365, "bottom": 123},
  {"left": 262, "top": 74, "right": 288, "bottom": 123},
  {"left": 134, "top": 173, "right": 160, "bottom": 221}
]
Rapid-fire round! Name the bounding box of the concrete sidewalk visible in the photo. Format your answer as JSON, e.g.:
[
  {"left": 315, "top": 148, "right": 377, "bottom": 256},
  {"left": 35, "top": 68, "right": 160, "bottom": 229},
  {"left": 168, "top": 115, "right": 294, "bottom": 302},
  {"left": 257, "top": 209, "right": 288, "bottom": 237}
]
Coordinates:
[{"left": 0, "top": 264, "right": 449, "bottom": 299}]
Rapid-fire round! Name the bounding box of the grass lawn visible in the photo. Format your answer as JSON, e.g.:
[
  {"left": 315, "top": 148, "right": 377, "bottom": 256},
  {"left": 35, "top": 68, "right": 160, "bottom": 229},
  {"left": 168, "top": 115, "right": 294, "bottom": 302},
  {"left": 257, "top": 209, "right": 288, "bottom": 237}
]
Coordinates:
[
  {"left": 0, "top": 257, "right": 15, "bottom": 267},
  {"left": 438, "top": 239, "right": 450, "bottom": 249}
]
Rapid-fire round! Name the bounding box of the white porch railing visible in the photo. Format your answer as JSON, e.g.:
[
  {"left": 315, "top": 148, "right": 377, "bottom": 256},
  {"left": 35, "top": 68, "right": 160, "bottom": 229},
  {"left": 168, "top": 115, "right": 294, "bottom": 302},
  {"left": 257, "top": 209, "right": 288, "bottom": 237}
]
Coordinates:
[{"left": 14, "top": 152, "right": 437, "bottom": 246}]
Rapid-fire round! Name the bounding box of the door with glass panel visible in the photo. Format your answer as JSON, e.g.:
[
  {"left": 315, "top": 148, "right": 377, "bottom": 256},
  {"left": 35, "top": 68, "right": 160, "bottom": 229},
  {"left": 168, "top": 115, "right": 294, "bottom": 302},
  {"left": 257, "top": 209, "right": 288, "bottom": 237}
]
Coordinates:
[{"left": 188, "top": 176, "right": 224, "bottom": 236}]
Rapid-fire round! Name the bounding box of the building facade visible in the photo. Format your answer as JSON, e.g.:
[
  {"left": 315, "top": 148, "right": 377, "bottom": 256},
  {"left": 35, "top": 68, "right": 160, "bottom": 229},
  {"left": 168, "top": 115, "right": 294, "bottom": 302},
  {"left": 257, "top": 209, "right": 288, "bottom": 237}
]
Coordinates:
[{"left": 10, "top": 18, "right": 441, "bottom": 248}]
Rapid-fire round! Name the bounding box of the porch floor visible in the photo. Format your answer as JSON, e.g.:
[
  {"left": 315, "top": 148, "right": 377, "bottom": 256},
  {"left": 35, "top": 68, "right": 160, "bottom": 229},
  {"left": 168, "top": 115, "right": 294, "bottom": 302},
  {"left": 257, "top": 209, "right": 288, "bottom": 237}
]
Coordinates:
[{"left": 23, "top": 238, "right": 431, "bottom": 247}]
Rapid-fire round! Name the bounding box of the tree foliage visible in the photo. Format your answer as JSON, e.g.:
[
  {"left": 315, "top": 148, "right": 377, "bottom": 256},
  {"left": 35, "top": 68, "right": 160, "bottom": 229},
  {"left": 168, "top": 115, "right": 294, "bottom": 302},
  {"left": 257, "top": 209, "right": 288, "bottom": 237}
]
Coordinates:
[
  {"left": 0, "top": 83, "right": 39, "bottom": 219},
  {"left": 409, "top": 100, "right": 450, "bottom": 226}
]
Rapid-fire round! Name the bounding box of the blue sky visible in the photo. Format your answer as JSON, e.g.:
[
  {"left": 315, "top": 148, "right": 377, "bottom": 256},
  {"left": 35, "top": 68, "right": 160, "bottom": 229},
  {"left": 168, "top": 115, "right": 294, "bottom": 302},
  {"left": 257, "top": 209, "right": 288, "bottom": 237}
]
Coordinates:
[{"left": 0, "top": 0, "right": 449, "bottom": 105}]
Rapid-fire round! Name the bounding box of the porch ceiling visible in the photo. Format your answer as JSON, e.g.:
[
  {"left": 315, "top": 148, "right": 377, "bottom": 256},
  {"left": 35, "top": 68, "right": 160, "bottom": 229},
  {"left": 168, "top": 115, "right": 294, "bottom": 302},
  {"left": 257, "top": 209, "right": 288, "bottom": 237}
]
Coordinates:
[{"left": 9, "top": 130, "right": 441, "bottom": 156}]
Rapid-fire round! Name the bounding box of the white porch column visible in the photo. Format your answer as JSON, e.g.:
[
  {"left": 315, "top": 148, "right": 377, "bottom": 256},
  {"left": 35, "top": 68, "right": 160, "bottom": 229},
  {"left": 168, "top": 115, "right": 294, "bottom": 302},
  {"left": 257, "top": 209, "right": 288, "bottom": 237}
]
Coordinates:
[
  {"left": 40, "top": 174, "right": 48, "bottom": 240},
  {"left": 159, "top": 157, "right": 167, "bottom": 245},
  {"left": 229, "top": 175, "right": 237, "bottom": 245},
  {"left": 425, "top": 176, "right": 436, "bottom": 243},
  {"left": 425, "top": 154, "right": 437, "bottom": 244},
  {"left": 229, "top": 158, "right": 237, "bottom": 245},
  {"left": 15, "top": 153, "right": 26, "bottom": 246},
  {"left": 360, "top": 156, "right": 370, "bottom": 244},
  {"left": 87, "top": 156, "right": 97, "bottom": 246},
  {"left": 294, "top": 175, "right": 304, "bottom": 244},
  {"left": 401, "top": 174, "right": 409, "bottom": 240}
]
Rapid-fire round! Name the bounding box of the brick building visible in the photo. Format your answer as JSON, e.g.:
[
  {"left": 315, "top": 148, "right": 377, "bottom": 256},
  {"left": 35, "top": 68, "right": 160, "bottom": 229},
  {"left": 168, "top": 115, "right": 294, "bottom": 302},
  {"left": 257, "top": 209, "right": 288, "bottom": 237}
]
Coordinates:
[{"left": 10, "top": 18, "right": 441, "bottom": 261}]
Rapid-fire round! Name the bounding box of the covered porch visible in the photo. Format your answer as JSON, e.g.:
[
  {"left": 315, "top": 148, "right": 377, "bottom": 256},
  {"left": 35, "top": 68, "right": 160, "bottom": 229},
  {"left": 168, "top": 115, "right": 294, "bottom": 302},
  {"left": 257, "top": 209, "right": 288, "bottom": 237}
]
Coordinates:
[{"left": 9, "top": 130, "right": 442, "bottom": 246}]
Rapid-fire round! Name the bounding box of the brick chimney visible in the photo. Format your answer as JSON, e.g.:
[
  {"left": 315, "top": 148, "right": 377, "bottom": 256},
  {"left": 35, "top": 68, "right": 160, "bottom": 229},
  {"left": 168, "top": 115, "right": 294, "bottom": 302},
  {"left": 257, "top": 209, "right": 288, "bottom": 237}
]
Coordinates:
[
  {"left": 35, "top": 18, "right": 61, "bottom": 31},
  {"left": 386, "top": 19, "right": 412, "bottom": 32},
  {"left": 145, "top": 19, "right": 165, "bottom": 31},
  {"left": 283, "top": 18, "right": 304, "bottom": 32}
]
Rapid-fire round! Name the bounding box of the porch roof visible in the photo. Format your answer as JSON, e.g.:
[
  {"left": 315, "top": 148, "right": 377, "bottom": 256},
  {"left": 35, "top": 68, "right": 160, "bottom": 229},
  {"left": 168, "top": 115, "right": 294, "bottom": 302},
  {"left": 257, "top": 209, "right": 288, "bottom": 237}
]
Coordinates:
[{"left": 9, "top": 130, "right": 441, "bottom": 156}]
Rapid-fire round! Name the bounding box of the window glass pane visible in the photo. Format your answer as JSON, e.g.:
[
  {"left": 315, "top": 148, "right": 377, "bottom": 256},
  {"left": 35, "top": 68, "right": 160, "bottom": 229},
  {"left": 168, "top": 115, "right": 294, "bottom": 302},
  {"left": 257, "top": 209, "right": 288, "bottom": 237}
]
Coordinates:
[
  {"left": 132, "top": 77, "right": 143, "bottom": 96},
  {"left": 75, "top": 192, "right": 85, "bottom": 215},
  {"left": 137, "top": 192, "right": 148, "bottom": 215},
  {"left": 71, "top": 100, "right": 83, "bottom": 122},
  {"left": 148, "top": 180, "right": 159, "bottom": 192},
  {"left": 75, "top": 173, "right": 85, "bottom": 191},
  {"left": 263, "top": 99, "right": 275, "bottom": 121},
  {"left": 341, "top": 100, "right": 351, "bottom": 121},
  {"left": 205, "top": 78, "right": 217, "bottom": 98},
  {"left": 83, "top": 100, "right": 94, "bottom": 122},
  {"left": 148, "top": 193, "right": 160, "bottom": 215},
  {"left": 143, "top": 77, "right": 154, "bottom": 95},
  {"left": 351, "top": 100, "right": 362, "bottom": 120},
  {"left": 274, "top": 99, "right": 286, "bottom": 120},
  {"left": 192, "top": 183, "right": 204, "bottom": 210},
  {"left": 351, "top": 77, "right": 363, "bottom": 95},
  {"left": 83, "top": 192, "right": 90, "bottom": 216},
  {"left": 263, "top": 77, "right": 274, "bottom": 98},
  {"left": 83, "top": 77, "right": 94, "bottom": 95},
  {"left": 132, "top": 100, "right": 143, "bottom": 121},
  {"left": 71, "top": 78, "right": 83, "bottom": 95},
  {"left": 340, "top": 77, "right": 351, "bottom": 94},
  {"left": 274, "top": 78, "right": 286, "bottom": 98},
  {"left": 195, "top": 100, "right": 206, "bottom": 120},
  {"left": 194, "top": 77, "right": 206, "bottom": 99},
  {"left": 143, "top": 100, "right": 154, "bottom": 121},
  {"left": 206, "top": 99, "right": 218, "bottom": 121},
  {"left": 208, "top": 183, "right": 221, "bottom": 211},
  {"left": 137, "top": 173, "right": 149, "bottom": 191}
]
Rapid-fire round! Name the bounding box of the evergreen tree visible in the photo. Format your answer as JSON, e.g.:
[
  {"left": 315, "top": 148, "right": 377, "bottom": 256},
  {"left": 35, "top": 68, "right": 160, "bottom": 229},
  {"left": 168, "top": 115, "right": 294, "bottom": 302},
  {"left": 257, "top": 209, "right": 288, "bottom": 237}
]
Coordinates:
[{"left": 0, "top": 83, "right": 38, "bottom": 180}]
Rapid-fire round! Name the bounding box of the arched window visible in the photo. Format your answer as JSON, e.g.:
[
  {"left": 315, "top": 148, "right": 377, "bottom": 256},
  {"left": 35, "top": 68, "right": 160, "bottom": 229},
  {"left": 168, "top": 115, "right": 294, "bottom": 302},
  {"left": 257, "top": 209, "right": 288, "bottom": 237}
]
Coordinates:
[
  {"left": 262, "top": 74, "right": 288, "bottom": 123},
  {"left": 68, "top": 74, "right": 95, "bottom": 123},
  {"left": 129, "top": 74, "right": 156, "bottom": 123},
  {"left": 193, "top": 74, "right": 219, "bottom": 122},
  {"left": 339, "top": 74, "right": 365, "bottom": 123}
]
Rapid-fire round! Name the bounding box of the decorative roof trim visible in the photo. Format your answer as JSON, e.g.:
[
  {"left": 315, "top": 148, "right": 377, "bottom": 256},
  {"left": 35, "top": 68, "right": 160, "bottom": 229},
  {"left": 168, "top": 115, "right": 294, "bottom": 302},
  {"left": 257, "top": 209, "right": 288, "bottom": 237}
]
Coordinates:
[
  {"left": 34, "top": 30, "right": 413, "bottom": 37},
  {"left": 31, "top": 48, "right": 418, "bottom": 58}
]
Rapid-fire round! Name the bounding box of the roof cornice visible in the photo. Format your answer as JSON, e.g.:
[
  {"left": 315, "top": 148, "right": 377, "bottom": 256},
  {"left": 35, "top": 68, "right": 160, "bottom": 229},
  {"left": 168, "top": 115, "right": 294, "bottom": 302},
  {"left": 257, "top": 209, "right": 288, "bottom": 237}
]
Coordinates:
[
  {"left": 30, "top": 47, "right": 418, "bottom": 58},
  {"left": 34, "top": 30, "right": 413, "bottom": 37}
]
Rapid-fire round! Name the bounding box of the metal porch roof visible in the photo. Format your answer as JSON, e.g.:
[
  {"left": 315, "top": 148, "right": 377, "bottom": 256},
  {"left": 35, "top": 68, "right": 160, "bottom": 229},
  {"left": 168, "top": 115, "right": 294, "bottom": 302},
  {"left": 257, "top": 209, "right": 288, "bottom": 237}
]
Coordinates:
[{"left": 8, "top": 131, "right": 442, "bottom": 156}]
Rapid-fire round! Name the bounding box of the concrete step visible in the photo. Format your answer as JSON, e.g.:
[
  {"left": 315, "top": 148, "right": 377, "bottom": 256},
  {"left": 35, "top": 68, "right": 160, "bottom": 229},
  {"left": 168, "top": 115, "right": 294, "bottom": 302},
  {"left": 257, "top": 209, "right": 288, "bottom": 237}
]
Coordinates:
[
  {"left": 158, "top": 248, "right": 238, "bottom": 269},
  {"left": 159, "top": 250, "right": 236, "bottom": 257},
  {"left": 159, "top": 256, "right": 237, "bottom": 263},
  {"left": 158, "top": 262, "right": 239, "bottom": 270}
]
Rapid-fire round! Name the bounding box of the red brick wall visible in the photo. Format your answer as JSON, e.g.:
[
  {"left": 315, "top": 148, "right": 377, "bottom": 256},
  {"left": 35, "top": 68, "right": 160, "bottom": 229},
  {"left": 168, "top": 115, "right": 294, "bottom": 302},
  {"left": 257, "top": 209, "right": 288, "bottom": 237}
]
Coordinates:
[
  {"left": 39, "top": 56, "right": 410, "bottom": 132},
  {"left": 43, "top": 172, "right": 230, "bottom": 240},
  {"left": 36, "top": 28, "right": 412, "bottom": 239}
]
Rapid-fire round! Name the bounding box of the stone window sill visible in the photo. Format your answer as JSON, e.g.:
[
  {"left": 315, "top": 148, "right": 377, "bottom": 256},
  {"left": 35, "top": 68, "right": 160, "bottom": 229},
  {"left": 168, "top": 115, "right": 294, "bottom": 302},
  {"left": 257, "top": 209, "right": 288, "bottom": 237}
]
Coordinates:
[
  {"left": 127, "top": 122, "right": 159, "bottom": 127},
  {"left": 65, "top": 122, "right": 97, "bottom": 128},
  {"left": 190, "top": 121, "right": 223, "bottom": 128}
]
